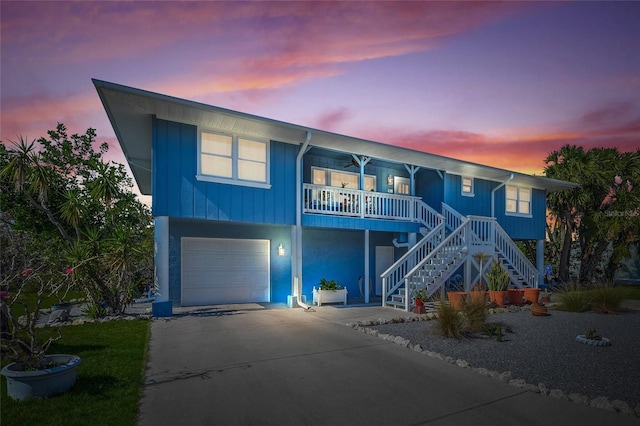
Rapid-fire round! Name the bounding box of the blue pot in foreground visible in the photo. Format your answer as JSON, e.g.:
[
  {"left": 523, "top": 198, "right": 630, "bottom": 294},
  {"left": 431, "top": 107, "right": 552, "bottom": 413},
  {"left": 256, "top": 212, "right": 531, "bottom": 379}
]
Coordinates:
[{"left": 1, "top": 354, "right": 81, "bottom": 400}]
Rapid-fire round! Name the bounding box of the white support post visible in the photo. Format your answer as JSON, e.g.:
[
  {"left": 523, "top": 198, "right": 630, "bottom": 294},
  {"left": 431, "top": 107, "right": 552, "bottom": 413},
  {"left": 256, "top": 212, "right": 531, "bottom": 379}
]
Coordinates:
[
  {"left": 364, "top": 230, "right": 370, "bottom": 304},
  {"left": 536, "top": 239, "right": 544, "bottom": 288},
  {"left": 154, "top": 216, "right": 169, "bottom": 301}
]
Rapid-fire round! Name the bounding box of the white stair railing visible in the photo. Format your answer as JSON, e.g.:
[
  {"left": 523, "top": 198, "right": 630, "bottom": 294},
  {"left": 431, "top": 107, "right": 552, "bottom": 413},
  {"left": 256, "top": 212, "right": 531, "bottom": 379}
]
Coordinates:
[
  {"left": 494, "top": 222, "right": 538, "bottom": 288},
  {"left": 402, "top": 218, "right": 471, "bottom": 309},
  {"left": 441, "top": 202, "right": 466, "bottom": 232},
  {"left": 381, "top": 221, "right": 445, "bottom": 307}
]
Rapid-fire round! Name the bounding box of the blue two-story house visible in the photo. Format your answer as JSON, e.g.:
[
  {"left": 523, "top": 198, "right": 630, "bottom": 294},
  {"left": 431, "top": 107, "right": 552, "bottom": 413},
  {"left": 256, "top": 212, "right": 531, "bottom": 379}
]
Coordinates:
[{"left": 94, "top": 79, "right": 577, "bottom": 314}]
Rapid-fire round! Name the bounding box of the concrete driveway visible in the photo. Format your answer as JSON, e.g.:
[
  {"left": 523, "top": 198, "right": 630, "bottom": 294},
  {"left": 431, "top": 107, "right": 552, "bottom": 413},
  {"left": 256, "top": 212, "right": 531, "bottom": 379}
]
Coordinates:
[{"left": 137, "top": 304, "right": 638, "bottom": 425}]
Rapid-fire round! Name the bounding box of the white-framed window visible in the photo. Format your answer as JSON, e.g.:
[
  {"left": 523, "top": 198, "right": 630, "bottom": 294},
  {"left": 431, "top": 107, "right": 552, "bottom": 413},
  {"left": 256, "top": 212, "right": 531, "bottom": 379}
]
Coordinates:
[
  {"left": 311, "top": 167, "right": 376, "bottom": 191},
  {"left": 461, "top": 176, "right": 474, "bottom": 196},
  {"left": 506, "top": 185, "right": 531, "bottom": 216},
  {"left": 197, "top": 130, "right": 270, "bottom": 188},
  {"left": 394, "top": 177, "right": 410, "bottom": 195}
]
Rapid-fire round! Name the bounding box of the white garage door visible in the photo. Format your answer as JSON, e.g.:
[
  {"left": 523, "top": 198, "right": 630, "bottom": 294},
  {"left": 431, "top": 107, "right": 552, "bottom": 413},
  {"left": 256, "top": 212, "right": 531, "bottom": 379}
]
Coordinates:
[{"left": 181, "top": 238, "right": 270, "bottom": 306}]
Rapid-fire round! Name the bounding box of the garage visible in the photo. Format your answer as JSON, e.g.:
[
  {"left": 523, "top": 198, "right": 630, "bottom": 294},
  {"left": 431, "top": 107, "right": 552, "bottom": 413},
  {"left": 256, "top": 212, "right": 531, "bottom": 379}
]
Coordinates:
[{"left": 181, "top": 237, "right": 270, "bottom": 306}]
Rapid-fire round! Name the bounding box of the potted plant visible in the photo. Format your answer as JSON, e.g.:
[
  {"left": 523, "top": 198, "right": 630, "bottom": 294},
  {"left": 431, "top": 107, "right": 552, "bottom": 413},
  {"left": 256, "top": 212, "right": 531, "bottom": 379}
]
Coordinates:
[
  {"left": 413, "top": 288, "right": 429, "bottom": 314},
  {"left": 523, "top": 287, "right": 541, "bottom": 304},
  {"left": 487, "top": 262, "right": 510, "bottom": 307},
  {"left": 469, "top": 282, "right": 487, "bottom": 304},
  {"left": 507, "top": 287, "right": 524, "bottom": 305},
  {"left": 312, "top": 278, "right": 348, "bottom": 306},
  {"left": 0, "top": 266, "right": 81, "bottom": 401},
  {"left": 446, "top": 279, "right": 466, "bottom": 311}
]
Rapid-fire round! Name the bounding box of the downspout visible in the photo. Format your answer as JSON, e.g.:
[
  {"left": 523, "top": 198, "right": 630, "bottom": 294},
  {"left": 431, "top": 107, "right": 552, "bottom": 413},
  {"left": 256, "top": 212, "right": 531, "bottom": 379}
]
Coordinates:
[
  {"left": 293, "top": 131, "right": 312, "bottom": 308},
  {"left": 491, "top": 173, "right": 514, "bottom": 218}
]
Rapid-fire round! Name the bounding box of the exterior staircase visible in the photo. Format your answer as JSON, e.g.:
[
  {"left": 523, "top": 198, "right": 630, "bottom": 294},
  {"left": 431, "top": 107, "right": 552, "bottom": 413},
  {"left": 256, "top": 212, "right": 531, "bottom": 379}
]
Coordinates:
[{"left": 382, "top": 203, "right": 538, "bottom": 311}]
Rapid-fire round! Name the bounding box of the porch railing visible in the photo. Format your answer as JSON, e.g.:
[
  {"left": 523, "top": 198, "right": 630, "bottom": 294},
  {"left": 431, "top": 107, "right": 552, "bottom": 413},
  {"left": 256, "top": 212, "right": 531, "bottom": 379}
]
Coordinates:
[{"left": 303, "top": 183, "right": 441, "bottom": 229}]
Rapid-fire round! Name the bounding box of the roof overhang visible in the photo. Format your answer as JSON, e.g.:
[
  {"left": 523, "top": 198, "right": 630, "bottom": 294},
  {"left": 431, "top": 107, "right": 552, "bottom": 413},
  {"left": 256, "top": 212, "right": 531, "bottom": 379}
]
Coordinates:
[{"left": 93, "top": 79, "right": 579, "bottom": 195}]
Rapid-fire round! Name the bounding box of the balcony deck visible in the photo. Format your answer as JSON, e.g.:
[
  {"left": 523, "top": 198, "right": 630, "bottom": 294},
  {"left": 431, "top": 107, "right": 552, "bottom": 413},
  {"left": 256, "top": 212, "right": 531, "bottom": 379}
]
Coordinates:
[{"left": 302, "top": 184, "right": 441, "bottom": 232}]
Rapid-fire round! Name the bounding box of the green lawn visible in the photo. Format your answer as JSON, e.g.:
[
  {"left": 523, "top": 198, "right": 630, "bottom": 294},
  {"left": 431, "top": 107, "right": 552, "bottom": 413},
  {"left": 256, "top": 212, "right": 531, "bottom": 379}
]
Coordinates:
[
  {"left": 622, "top": 285, "right": 640, "bottom": 300},
  {"left": 1, "top": 319, "right": 150, "bottom": 426}
]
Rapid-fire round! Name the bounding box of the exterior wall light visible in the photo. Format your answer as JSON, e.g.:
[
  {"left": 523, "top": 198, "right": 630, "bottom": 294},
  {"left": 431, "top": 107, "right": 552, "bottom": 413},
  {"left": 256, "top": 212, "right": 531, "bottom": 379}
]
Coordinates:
[{"left": 278, "top": 243, "right": 285, "bottom": 256}]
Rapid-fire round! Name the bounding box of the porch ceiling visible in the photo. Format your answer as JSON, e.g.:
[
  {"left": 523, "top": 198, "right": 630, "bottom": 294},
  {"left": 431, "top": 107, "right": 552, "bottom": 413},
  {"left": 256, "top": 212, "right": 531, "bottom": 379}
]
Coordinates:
[{"left": 93, "top": 79, "right": 578, "bottom": 195}]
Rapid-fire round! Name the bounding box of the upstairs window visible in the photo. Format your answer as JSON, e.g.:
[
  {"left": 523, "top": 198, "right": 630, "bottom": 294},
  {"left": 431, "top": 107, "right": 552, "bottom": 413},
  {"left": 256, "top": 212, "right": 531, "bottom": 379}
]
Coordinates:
[
  {"left": 506, "top": 185, "right": 531, "bottom": 216},
  {"left": 461, "top": 176, "right": 474, "bottom": 196},
  {"left": 198, "top": 130, "right": 269, "bottom": 188},
  {"left": 312, "top": 167, "right": 376, "bottom": 191}
]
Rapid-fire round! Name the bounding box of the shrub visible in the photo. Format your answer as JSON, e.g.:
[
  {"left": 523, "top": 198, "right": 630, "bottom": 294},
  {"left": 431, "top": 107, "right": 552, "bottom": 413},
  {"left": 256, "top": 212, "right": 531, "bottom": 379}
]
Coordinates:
[
  {"left": 463, "top": 299, "right": 488, "bottom": 333},
  {"left": 436, "top": 299, "right": 463, "bottom": 338},
  {"left": 556, "top": 283, "right": 591, "bottom": 312},
  {"left": 590, "top": 283, "right": 625, "bottom": 313}
]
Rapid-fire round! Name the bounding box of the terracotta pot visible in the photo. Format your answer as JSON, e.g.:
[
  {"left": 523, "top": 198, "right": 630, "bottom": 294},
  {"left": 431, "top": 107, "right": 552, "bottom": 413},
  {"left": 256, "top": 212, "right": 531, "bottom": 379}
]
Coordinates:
[
  {"left": 507, "top": 289, "right": 524, "bottom": 305},
  {"left": 523, "top": 288, "right": 541, "bottom": 304},
  {"left": 469, "top": 291, "right": 487, "bottom": 304},
  {"left": 413, "top": 299, "right": 426, "bottom": 314},
  {"left": 489, "top": 290, "right": 508, "bottom": 307},
  {"left": 447, "top": 291, "right": 467, "bottom": 311},
  {"left": 530, "top": 303, "right": 548, "bottom": 316}
]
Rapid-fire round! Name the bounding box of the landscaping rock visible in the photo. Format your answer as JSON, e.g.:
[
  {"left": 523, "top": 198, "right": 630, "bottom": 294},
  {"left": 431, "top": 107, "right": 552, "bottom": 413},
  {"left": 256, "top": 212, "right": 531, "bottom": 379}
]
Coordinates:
[
  {"left": 413, "top": 344, "right": 423, "bottom": 352},
  {"left": 473, "top": 367, "right": 490, "bottom": 376},
  {"left": 48, "top": 309, "right": 69, "bottom": 324},
  {"left": 590, "top": 396, "right": 615, "bottom": 411},
  {"left": 568, "top": 393, "right": 589, "bottom": 405},
  {"left": 455, "top": 359, "right": 469, "bottom": 368},
  {"left": 538, "top": 383, "right": 549, "bottom": 395},
  {"left": 549, "top": 389, "right": 567, "bottom": 400},
  {"left": 498, "top": 371, "right": 512, "bottom": 382},
  {"left": 611, "top": 399, "right": 633, "bottom": 415},
  {"left": 508, "top": 378, "right": 527, "bottom": 388}
]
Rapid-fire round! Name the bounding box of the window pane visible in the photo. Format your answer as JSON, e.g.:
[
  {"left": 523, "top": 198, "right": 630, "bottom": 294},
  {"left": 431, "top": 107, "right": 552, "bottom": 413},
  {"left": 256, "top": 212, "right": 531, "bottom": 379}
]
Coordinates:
[
  {"left": 506, "top": 199, "right": 517, "bottom": 212},
  {"left": 364, "top": 176, "right": 376, "bottom": 191},
  {"left": 202, "top": 132, "right": 232, "bottom": 155},
  {"left": 506, "top": 185, "right": 517, "bottom": 200},
  {"left": 520, "top": 188, "right": 531, "bottom": 202},
  {"left": 330, "top": 171, "right": 358, "bottom": 188},
  {"left": 462, "top": 177, "right": 473, "bottom": 193},
  {"left": 238, "top": 160, "right": 266, "bottom": 182},
  {"left": 238, "top": 138, "right": 266, "bottom": 162},
  {"left": 201, "top": 155, "right": 232, "bottom": 177},
  {"left": 313, "top": 168, "right": 326, "bottom": 185},
  {"left": 519, "top": 201, "right": 530, "bottom": 215}
]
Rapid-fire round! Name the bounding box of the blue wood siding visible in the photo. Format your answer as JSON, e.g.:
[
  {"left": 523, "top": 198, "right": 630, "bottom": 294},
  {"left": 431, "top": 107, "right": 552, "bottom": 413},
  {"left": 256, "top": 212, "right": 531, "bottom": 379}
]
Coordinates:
[
  {"left": 152, "top": 118, "right": 298, "bottom": 225},
  {"left": 302, "top": 229, "right": 364, "bottom": 299},
  {"left": 415, "top": 169, "right": 443, "bottom": 210},
  {"left": 168, "top": 218, "right": 292, "bottom": 305},
  {"left": 443, "top": 174, "right": 492, "bottom": 217},
  {"left": 303, "top": 215, "right": 421, "bottom": 233},
  {"left": 494, "top": 187, "right": 547, "bottom": 240}
]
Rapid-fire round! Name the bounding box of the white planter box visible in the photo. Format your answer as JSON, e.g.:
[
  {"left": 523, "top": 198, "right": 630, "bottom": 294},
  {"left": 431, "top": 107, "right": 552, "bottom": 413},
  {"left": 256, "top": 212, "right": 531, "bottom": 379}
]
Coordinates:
[{"left": 312, "top": 287, "right": 348, "bottom": 306}]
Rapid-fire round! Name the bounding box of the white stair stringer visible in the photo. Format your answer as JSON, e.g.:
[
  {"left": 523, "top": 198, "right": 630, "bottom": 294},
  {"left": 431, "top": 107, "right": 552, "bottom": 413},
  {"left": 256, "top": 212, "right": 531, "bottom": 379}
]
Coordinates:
[
  {"left": 381, "top": 221, "right": 445, "bottom": 309},
  {"left": 387, "top": 218, "right": 470, "bottom": 310}
]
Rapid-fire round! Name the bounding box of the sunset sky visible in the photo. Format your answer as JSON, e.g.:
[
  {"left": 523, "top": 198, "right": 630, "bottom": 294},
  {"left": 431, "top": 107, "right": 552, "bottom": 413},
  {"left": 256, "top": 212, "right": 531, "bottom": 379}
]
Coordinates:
[{"left": 2, "top": 1, "right": 639, "bottom": 196}]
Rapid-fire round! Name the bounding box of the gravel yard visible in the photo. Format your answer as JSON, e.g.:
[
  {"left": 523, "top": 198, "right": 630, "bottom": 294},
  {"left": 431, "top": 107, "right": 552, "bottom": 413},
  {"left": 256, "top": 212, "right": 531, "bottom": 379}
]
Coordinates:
[{"left": 366, "top": 307, "right": 640, "bottom": 412}]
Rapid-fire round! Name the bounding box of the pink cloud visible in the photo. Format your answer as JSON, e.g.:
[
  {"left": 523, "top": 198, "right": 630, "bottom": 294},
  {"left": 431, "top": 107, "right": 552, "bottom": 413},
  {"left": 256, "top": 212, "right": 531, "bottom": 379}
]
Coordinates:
[{"left": 313, "top": 108, "right": 352, "bottom": 132}]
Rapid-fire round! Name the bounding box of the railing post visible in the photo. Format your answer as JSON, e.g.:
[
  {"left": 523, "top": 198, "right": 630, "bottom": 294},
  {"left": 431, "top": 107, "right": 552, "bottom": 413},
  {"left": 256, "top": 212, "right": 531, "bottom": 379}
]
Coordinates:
[
  {"left": 405, "top": 282, "right": 409, "bottom": 312},
  {"left": 382, "top": 276, "right": 387, "bottom": 307}
]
